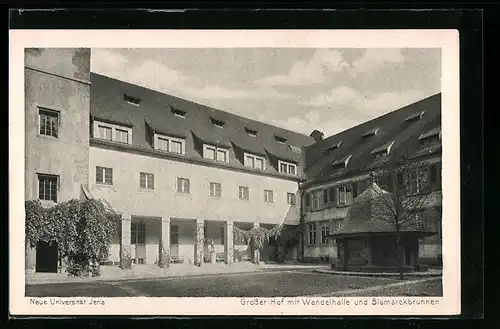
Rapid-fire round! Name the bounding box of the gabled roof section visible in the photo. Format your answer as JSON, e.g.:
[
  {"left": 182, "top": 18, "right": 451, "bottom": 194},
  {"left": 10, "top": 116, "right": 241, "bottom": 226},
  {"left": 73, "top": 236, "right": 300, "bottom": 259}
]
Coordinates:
[
  {"left": 304, "top": 93, "right": 441, "bottom": 184},
  {"left": 90, "top": 73, "right": 314, "bottom": 157}
]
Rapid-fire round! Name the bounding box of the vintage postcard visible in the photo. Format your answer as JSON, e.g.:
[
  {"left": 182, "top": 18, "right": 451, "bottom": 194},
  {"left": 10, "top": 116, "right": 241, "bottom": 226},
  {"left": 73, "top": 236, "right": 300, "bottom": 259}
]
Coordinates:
[{"left": 9, "top": 29, "right": 460, "bottom": 316}]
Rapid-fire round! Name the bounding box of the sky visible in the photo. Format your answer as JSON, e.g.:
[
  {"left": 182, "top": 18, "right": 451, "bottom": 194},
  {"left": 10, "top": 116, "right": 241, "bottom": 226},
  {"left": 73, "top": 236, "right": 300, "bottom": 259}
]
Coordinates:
[{"left": 90, "top": 48, "right": 441, "bottom": 137}]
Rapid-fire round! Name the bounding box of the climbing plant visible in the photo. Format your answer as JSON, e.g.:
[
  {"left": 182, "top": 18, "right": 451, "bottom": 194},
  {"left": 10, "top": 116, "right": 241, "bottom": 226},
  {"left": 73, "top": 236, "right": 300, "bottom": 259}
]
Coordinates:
[
  {"left": 25, "top": 198, "right": 120, "bottom": 277},
  {"left": 233, "top": 224, "right": 297, "bottom": 264}
]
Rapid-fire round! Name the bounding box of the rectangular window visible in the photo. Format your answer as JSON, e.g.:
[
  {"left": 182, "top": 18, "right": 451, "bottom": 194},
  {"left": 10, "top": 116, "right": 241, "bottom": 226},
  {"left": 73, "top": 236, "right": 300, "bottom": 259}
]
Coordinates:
[
  {"left": 264, "top": 190, "right": 274, "bottom": 203},
  {"left": 329, "top": 187, "right": 335, "bottom": 202},
  {"left": 96, "top": 166, "right": 113, "bottom": 185},
  {"left": 115, "top": 129, "right": 129, "bottom": 144},
  {"left": 170, "top": 225, "right": 179, "bottom": 245},
  {"left": 155, "top": 135, "right": 184, "bottom": 155},
  {"left": 170, "top": 140, "right": 182, "bottom": 154},
  {"left": 307, "top": 223, "right": 317, "bottom": 245},
  {"left": 244, "top": 153, "right": 266, "bottom": 170},
  {"left": 204, "top": 145, "right": 229, "bottom": 162},
  {"left": 157, "top": 138, "right": 169, "bottom": 152},
  {"left": 337, "top": 185, "right": 353, "bottom": 206},
  {"left": 287, "top": 193, "right": 296, "bottom": 205},
  {"left": 140, "top": 172, "right": 154, "bottom": 189},
  {"left": 278, "top": 160, "right": 297, "bottom": 176},
  {"left": 39, "top": 109, "right": 59, "bottom": 138},
  {"left": 321, "top": 223, "right": 330, "bottom": 244},
  {"left": 407, "top": 167, "right": 428, "bottom": 195},
  {"left": 323, "top": 189, "right": 329, "bottom": 203},
  {"left": 255, "top": 158, "right": 264, "bottom": 169},
  {"left": 245, "top": 155, "right": 254, "bottom": 167},
  {"left": 131, "top": 222, "right": 146, "bottom": 244},
  {"left": 216, "top": 149, "right": 227, "bottom": 162},
  {"left": 239, "top": 186, "right": 249, "bottom": 200},
  {"left": 98, "top": 125, "right": 112, "bottom": 141},
  {"left": 205, "top": 146, "right": 216, "bottom": 160},
  {"left": 38, "top": 174, "right": 58, "bottom": 202},
  {"left": 177, "top": 177, "right": 190, "bottom": 193},
  {"left": 210, "top": 182, "right": 222, "bottom": 197},
  {"left": 312, "top": 190, "right": 322, "bottom": 210}
]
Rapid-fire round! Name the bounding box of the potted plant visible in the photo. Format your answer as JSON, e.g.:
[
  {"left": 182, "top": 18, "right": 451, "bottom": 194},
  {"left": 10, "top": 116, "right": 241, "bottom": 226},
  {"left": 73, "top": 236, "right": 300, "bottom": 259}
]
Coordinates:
[{"left": 205, "top": 238, "right": 217, "bottom": 264}]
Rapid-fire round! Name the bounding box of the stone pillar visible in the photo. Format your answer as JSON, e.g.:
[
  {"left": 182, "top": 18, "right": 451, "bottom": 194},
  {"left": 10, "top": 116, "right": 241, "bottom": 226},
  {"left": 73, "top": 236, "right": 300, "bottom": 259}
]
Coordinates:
[
  {"left": 120, "top": 217, "right": 132, "bottom": 269},
  {"left": 224, "top": 221, "right": 234, "bottom": 265},
  {"left": 159, "top": 217, "right": 171, "bottom": 268},
  {"left": 253, "top": 222, "right": 260, "bottom": 264},
  {"left": 195, "top": 219, "right": 204, "bottom": 267}
]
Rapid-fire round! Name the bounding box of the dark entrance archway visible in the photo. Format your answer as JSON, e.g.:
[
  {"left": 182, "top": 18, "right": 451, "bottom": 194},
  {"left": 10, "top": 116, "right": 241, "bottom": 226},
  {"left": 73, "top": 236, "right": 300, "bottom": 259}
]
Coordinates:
[{"left": 35, "top": 241, "right": 58, "bottom": 273}]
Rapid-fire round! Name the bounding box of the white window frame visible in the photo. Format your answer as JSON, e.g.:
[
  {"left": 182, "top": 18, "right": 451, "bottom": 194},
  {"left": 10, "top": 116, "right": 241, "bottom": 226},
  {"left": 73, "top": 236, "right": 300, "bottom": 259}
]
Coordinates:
[
  {"left": 337, "top": 184, "right": 353, "bottom": 206},
  {"left": 321, "top": 223, "right": 330, "bottom": 245},
  {"left": 153, "top": 133, "right": 186, "bottom": 155},
  {"left": 38, "top": 108, "right": 60, "bottom": 138},
  {"left": 210, "top": 182, "right": 222, "bottom": 198},
  {"left": 278, "top": 160, "right": 297, "bottom": 176},
  {"left": 244, "top": 152, "right": 266, "bottom": 170},
  {"left": 139, "top": 172, "right": 154, "bottom": 189},
  {"left": 93, "top": 120, "right": 133, "bottom": 145},
  {"left": 312, "top": 190, "right": 322, "bottom": 210},
  {"left": 203, "top": 144, "right": 229, "bottom": 163},
  {"left": 407, "top": 167, "right": 429, "bottom": 195},
  {"left": 287, "top": 192, "right": 296, "bottom": 205},
  {"left": 37, "top": 174, "right": 59, "bottom": 202},
  {"left": 307, "top": 223, "right": 316, "bottom": 245},
  {"left": 177, "top": 177, "right": 190, "bottom": 194},
  {"left": 264, "top": 189, "right": 274, "bottom": 203},
  {"left": 131, "top": 221, "right": 146, "bottom": 244},
  {"left": 239, "top": 186, "right": 249, "bottom": 200},
  {"left": 96, "top": 166, "right": 113, "bottom": 185}
]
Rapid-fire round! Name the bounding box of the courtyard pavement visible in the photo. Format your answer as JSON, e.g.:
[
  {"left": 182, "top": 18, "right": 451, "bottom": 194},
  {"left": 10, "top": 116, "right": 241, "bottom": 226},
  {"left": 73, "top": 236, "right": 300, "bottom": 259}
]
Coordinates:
[
  {"left": 25, "top": 262, "right": 328, "bottom": 285},
  {"left": 25, "top": 268, "right": 443, "bottom": 298}
]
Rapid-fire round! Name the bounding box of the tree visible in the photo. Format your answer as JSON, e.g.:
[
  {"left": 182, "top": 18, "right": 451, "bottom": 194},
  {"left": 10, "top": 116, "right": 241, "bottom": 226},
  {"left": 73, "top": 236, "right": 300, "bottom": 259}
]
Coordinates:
[
  {"left": 233, "top": 224, "right": 283, "bottom": 264},
  {"left": 25, "top": 198, "right": 120, "bottom": 277},
  {"left": 364, "top": 154, "right": 442, "bottom": 279}
]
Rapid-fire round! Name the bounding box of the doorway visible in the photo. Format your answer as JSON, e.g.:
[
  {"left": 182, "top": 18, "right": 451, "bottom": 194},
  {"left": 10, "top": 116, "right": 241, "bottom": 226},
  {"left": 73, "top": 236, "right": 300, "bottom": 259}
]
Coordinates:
[{"left": 35, "top": 241, "right": 58, "bottom": 273}]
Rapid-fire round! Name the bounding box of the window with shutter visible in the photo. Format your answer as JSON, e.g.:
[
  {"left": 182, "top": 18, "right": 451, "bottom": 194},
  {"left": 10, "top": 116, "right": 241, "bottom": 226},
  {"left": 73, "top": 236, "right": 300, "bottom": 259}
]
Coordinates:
[
  {"left": 329, "top": 187, "right": 335, "bottom": 202},
  {"left": 323, "top": 189, "right": 329, "bottom": 203},
  {"left": 305, "top": 193, "right": 311, "bottom": 207}
]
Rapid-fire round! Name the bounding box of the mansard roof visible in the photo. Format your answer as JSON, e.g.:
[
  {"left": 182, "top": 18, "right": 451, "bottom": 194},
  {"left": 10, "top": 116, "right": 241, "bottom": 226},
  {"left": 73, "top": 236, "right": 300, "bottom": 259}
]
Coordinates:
[
  {"left": 90, "top": 73, "right": 315, "bottom": 163},
  {"left": 304, "top": 93, "right": 442, "bottom": 186}
]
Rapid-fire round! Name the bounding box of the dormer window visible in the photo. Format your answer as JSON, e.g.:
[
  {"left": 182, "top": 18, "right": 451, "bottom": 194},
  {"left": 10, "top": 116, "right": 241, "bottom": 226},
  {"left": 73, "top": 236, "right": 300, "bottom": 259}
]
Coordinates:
[
  {"left": 418, "top": 128, "right": 441, "bottom": 146},
  {"left": 172, "top": 108, "right": 186, "bottom": 118},
  {"left": 405, "top": 110, "right": 425, "bottom": 123},
  {"left": 203, "top": 144, "right": 229, "bottom": 163},
  {"left": 371, "top": 141, "right": 395, "bottom": 158},
  {"left": 332, "top": 154, "right": 352, "bottom": 170},
  {"left": 278, "top": 160, "right": 297, "bottom": 176},
  {"left": 124, "top": 94, "right": 141, "bottom": 106},
  {"left": 154, "top": 133, "right": 186, "bottom": 155},
  {"left": 275, "top": 135, "right": 287, "bottom": 144},
  {"left": 93, "top": 120, "right": 133, "bottom": 145},
  {"left": 245, "top": 127, "right": 258, "bottom": 137},
  {"left": 362, "top": 128, "right": 379, "bottom": 138},
  {"left": 326, "top": 141, "right": 342, "bottom": 154},
  {"left": 210, "top": 118, "right": 225, "bottom": 128}
]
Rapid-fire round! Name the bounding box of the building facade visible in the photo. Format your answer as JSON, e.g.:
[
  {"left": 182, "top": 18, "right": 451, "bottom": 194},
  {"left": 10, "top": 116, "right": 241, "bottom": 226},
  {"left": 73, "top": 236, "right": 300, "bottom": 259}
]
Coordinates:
[{"left": 24, "top": 48, "right": 443, "bottom": 272}]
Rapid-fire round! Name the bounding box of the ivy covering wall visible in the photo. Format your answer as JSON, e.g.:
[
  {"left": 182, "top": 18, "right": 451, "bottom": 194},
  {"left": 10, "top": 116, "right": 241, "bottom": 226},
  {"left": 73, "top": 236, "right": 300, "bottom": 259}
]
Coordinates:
[{"left": 25, "top": 199, "right": 119, "bottom": 277}]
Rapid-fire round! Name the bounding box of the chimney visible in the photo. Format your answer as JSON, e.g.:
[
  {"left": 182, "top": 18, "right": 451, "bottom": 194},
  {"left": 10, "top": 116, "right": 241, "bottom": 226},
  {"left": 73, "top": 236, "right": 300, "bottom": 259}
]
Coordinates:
[{"left": 309, "top": 129, "right": 324, "bottom": 143}]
